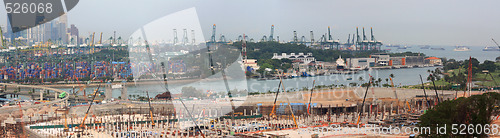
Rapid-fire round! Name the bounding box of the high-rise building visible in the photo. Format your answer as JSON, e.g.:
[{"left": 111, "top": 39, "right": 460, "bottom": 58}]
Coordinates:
[
  {"left": 69, "top": 24, "right": 79, "bottom": 44},
  {"left": 58, "top": 14, "right": 68, "bottom": 44}
]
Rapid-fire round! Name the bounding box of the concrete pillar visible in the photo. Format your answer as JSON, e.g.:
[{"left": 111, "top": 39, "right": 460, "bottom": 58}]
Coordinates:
[
  {"left": 121, "top": 84, "right": 128, "bottom": 100},
  {"left": 105, "top": 83, "right": 112, "bottom": 100},
  {"left": 40, "top": 89, "right": 43, "bottom": 101}
]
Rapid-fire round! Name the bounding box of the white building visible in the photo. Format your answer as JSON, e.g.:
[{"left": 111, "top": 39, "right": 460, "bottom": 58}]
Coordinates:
[
  {"left": 346, "top": 58, "right": 376, "bottom": 70},
  {"left": 272, "top": 53, "right": 316, "bottom": 64},
  {"left": 243, "top": 59, "right": 260, "bottom": 71},
  {"left": 370, "top": 53, "right": 390, "bottom": 66}
]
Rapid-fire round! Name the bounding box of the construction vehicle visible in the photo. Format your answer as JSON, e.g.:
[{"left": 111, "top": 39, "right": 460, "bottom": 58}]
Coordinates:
[
  {"left": 79, "top": 85, "right": 101, "bottom": 130},
  {"left": 58, "top": 92, "right": 67, "bottom": 98}
]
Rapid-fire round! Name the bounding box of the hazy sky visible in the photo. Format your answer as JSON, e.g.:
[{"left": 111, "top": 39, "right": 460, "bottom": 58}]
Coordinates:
[{"left": 1, "top": 0, "right": 500, "bottom": 46}]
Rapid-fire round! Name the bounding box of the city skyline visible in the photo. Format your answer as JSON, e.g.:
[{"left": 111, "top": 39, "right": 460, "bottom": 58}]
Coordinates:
[{"left": 1, "top": 0, "right": 500, "bottom": 46}]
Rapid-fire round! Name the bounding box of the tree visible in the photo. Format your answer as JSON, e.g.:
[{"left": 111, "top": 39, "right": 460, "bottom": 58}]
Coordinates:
[
  {"left": 464, "top": 57, "right": 480, "bottom": 75},
  {"left": 480, "top": 60, "right": 497, "bottom": 72},
  {"left": 389, "top": 73, "right": 395, "bottom": 78},
  {"left": 181, "top": 86, "right": 203, "bottom": 98},
  {"left": 419, "top": 92, "right": 500, "bottom": 137}
]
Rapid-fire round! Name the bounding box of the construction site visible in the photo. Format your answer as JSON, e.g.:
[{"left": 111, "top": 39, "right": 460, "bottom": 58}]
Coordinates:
[
  {"left": 0, "top": 15, "right": 498, "bottom": 137},
  {"left": 2, "top": 68, "right": 495, "bottom": 138}
]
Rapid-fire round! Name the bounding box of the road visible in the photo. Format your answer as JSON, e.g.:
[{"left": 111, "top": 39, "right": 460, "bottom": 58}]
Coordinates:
[{"left": 0, "top": 83, "right": 70, "bottom": 114}]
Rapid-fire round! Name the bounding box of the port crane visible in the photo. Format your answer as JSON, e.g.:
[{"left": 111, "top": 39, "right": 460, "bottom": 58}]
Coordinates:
[{"left": 492, "top": 38, "right": 500, "bottom": 49}]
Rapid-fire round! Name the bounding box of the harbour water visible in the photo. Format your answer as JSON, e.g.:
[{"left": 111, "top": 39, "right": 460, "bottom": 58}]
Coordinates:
[
  {"left": 63, "top": 66, "right": 439, "bottom": 98},
  {"left": 388, "top": 45, "right": 499, "bottom": 62},
  {"left": 63, "top": 45, "right": 499, "bottom": 98}
]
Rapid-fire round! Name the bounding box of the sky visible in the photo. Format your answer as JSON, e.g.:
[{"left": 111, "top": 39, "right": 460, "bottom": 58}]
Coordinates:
[{"left": 1, "top": 0, "right": 500, "bottom": 46}]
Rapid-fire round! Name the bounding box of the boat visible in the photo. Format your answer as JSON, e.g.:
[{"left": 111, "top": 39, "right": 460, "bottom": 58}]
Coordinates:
[
  {"left": 431, "top": 47, "right": 445, "bottom": 50},
  {"left": 419, "top": 45, "right": 430, "bottom": 49},
  {"left": 483, "top": 46, "right": 500, "bottom": 51},
  {"left": 453, "top": 46, "right": 471, "bottom": 51},
  {"left": 336, "top": 55, "right": 346, "bottom": 70},
  {"left": 397, "top": 46, "right": 408, "bottom": 49},
  {"left": 112, "top": 84, "right": 123, "bottom": 89},
  {"left": 386, "top": 45, "right": 400, "bottom": 47}
]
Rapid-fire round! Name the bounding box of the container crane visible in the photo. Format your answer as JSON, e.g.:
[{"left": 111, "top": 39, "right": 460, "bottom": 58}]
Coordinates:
[
  {"left": 91, "top": 32, "right": 95, "bottom": 54},
  {"left": 310, "top": 31, "right": 314, "bottom": 43},
  {"left": 99, "top": 32, "right": 103, "bottom": 45}
]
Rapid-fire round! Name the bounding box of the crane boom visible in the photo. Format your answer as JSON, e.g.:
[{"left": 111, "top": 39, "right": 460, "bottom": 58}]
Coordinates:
[
  {"left": 270, "top": 71, "right": 283, "bottom": 117},
  {"left": 80, "top": 85, "right": 101, "bottom": 131},
  {"left": 307, "top": 80, "right": 316, "bottom": 115},
  {"left": 389, "top": 77, "right": 397, "bottom": 99},
  {"left": 492, "top": 38, "right": 500, "bottom": 49}
]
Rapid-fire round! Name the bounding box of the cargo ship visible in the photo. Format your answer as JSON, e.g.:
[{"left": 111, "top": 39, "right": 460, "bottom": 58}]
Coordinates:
[
  {"left": 431, "top": 47, "right": 445, "bottom": 50},
  {"left": 483, "top": 46, "right": 500, "bottom": 51},
  {"left": 419, "top": 45, "right": 430, "bottom": 49}
]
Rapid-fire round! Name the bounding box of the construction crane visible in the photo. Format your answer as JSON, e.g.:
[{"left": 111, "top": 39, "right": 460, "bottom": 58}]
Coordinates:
[
  {"left": 357, "top": 76, "right": 372, "bottom": 125},
  {"left": 146, "top": 91, "right": 155, "bottom": 126},
  {"left": 307, "top": 80, "right": 316, "bottom": 115},
  {"left": 79, "top": 85, "right": 101, "bottom": 131},
  {"left": 276, "top": 72, "right": 298, "bottom": 128},
  {"left": 389, "top": 77, "right": 398, "bottom": 99},
  {"left": 270, "top": 71, "right": 283, "bottom": 117},
  {"left": 492, "top": 38, "right": 500, "bottom": 49},
  {"left": 419, "top": 75, "right": 430, "bottom": 108}
]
